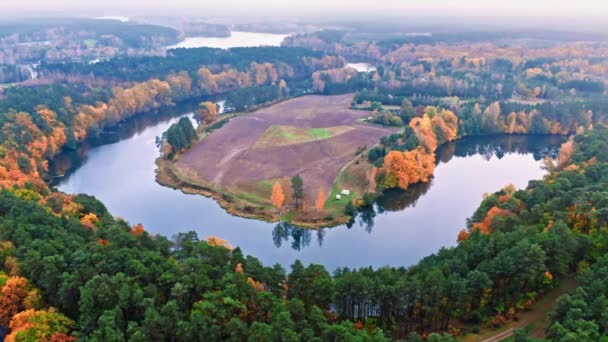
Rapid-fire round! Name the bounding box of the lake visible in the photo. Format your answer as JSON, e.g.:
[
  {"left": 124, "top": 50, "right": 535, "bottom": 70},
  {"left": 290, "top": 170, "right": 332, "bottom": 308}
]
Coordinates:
[
  {"left": 166, "top": 31, "right": 290, "bottom": 49},
  {"left": 346, "top": 63, "right": 376, "bottom": 73},
  {"left": 51, "top": 102, "right": 565, "bottom": 271}
]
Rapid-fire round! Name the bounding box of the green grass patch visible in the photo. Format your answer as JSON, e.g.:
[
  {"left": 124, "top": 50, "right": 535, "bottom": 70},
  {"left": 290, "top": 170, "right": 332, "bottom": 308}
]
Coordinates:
[
  {"left": 280, "top": 211, "right": 294, "bottom": 223},
  {"left": 324, "top": 183, "right": 356, "bottom": 215},
  {"left": 254, "top": 125, "right": 353, "bottom": 149},
  {"left": 309, "top": 128, "right": 332, "bottom": 140}
]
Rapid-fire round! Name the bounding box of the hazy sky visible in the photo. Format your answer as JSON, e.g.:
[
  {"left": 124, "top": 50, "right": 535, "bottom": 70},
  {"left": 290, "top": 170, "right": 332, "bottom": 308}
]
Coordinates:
[
  {"left": 2, "top": 0, "right": 608, "bottom": 18},
  {"left": 0, "top": 0, "right": 608, "bottom": 31}
]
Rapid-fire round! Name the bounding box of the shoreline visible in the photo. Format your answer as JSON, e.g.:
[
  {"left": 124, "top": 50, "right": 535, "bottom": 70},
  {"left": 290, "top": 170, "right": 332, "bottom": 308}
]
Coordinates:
[
  {"left": 155, "top": 130, "right": 569, "bottom": 230},
  {"left": 155, "top": 158, "right": 352, "bottom": 229}
]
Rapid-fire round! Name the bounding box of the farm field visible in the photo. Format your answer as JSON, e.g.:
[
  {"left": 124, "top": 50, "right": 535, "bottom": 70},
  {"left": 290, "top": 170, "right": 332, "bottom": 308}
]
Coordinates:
[{"left": 171, "top": 94, "right": 397, "bottom": 225}]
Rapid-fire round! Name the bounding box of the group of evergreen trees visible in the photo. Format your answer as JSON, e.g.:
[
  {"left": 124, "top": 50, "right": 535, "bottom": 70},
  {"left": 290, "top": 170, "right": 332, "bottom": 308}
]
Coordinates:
[
  {"left": 161, "top": 117, "right": 198, "bottom": 159},
  {"left": 0, "top": 126, "right": 606, "bottom": 340},
  {"left": 1, "top": 29, "right": 608, "bottom": 340}
]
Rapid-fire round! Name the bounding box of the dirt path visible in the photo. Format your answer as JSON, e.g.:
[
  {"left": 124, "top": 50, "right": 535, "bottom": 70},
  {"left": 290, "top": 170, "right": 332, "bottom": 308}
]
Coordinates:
[
  {"left": 213, "top": 146, "right": 248, "bottom": 183},
  {"left": 462, "top": 277, "right": 576, "bottom": 342},
  {"left": 479, "top": 328, "right": 515, "bottom": 342}
]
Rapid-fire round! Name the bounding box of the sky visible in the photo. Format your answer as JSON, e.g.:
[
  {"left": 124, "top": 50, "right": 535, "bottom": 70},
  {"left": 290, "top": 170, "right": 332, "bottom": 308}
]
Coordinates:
[
  {"left": 2, "top": 0, "right": 608, "bottom": 18},
  {"left": 0, "top": 0, "right": 608, "bottom": 28}
]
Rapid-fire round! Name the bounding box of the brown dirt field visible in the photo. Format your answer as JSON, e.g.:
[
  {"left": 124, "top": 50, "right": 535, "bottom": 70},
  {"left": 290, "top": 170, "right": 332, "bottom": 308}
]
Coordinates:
[{"left": 175, "top": 94, "right": 397, "bottom": 205}]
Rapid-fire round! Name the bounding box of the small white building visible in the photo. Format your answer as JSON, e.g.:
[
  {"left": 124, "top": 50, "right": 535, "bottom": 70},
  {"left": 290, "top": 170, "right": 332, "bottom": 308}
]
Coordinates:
[
  {"left": 335, "top": 194, "right": 342, "bottom": 200},
  {"left": 341, "top": 189, "right": 351, "bottom": 196}
]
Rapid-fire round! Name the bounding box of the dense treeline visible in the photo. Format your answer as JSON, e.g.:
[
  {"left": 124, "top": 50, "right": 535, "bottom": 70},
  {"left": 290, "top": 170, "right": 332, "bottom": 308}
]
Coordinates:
[
  {"left": 0, "top": 65, "right": 30, "bottom": 84},
  {"left": 41, "top": 47, "right": 334, "bottom": 82},
  {"left": 345, "top": 49, "right": 608, "bottom": 198},
  {"left": 303, "top": 40, "right": 608, "bottom": 202},
  {"left": 366, "top": 97, "right": 600, "bottom": 196},
  {"left": 283, "top": 29, "right": 608, "bottom": 61},
  {"left": 1, "top": 30, "right": 608, "bottom": 340},
  {"left": 547, "top": 257, "right": 608, "bottom": 340},
  {"left": 0, "top": 121, "right": 606, "bottom": 340},
  {"left": 224, "top": 80, "right": 309, "bottom": 112},
  {"left": 336, "top": 127, "right": 608, "bottom": 338},
  {"left": 0, "top": 47, "right": 342, "bottom": 191},
  {"left": 0, "top": 189, "right": 388, "bottom": 341}
]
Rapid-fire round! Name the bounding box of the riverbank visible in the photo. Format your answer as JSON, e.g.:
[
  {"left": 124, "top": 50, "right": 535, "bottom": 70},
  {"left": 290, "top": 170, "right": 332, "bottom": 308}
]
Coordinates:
[
  {"left": 58, "top": 123, "right": 563, "bottom": 269},
  {"left": 155, "top": 157, "right": 352, "bottom": 228},
  {"left": 155, "top": 94, "right": 395, "bottom": 229},
  {"left": 154, "top": 94, "right": 571, "bottom": 230}
]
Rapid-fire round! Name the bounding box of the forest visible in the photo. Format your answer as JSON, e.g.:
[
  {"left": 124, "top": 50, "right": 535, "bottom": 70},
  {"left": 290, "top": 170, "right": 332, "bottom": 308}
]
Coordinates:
[
  {"left": 0, "top": 120, "right": 606, "bottom": 341},
  {"left": 41, "top": 47, "right": 333, "bottom": 82},
  {"left": 306, "top": 42, "right": 608, "bottom": 213},
  {"left": 153, "top": 38, "right": 608, "bottom": 228},
  {"left": 0, "top": 46, "right": 341, "bottom": 195},
  {"left": 0, "top": 22, "right": 607, "bottom": 340}
]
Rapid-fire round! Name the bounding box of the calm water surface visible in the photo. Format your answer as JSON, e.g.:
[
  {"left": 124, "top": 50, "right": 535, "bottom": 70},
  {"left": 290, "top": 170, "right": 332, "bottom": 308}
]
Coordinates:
[
  {"left": 166, "top": 31, "right": 290, "bottom": 49},
  {"left": 52, "top": 103, "right": 565, "bottom": 271},
  {"left": 346, "top": 63, "right": 377, "bottom": 73}
]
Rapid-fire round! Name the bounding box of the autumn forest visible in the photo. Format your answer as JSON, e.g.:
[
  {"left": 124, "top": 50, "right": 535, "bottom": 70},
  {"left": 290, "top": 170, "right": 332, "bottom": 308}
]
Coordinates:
[{"left": 0, "top": 4, "right": 607, "bottom": 342}]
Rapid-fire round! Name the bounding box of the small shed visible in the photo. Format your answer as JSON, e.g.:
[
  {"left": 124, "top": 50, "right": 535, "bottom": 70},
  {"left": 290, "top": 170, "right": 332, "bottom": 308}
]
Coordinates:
[
  {"left": 340, "top": 189, "right": 351, "bottom": 196},
  {"left": 335, "top": 194, "right": 342, "bottom": 200}
]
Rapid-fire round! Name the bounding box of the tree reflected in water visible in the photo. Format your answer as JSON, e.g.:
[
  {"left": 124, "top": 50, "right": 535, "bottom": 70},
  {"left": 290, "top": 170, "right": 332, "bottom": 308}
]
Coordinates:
[
  {"left": 48, "top": 97, "right": 219, "bottom": 185},
  {"left": 272, "top": 222, "right": 313, "bottom": 251},
  {"left": 271, "top": 134, "right": 567, "bottom": 251},
  {"left": 438, "top": 134, "right": 565, "bottom": 164}
]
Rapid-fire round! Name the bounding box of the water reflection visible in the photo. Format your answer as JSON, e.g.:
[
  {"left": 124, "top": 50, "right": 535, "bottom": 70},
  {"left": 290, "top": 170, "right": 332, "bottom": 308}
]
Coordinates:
[
  {"left": 271, "top": 134, "right": 566, "bottom": 252},
  {"left": 53, "top": 104, "right": 567, "bottom": 270},
  {"left": 273, "top": 222, "right": 313, "bottom": 250},
  {"left": 442, "top": 134, "right": 564, "bottom": 162},
  {"left": 49, "top": 98, "right": 215, "bottom": 184},
  {"left": 376, "top": 182, "right": 432, "bottom": 213}
]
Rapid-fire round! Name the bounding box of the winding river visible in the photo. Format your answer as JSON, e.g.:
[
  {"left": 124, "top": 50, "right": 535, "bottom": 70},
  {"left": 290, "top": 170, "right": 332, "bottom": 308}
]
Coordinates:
[{"left": 51, "top": 100, "right": 565, "bottom": 271}]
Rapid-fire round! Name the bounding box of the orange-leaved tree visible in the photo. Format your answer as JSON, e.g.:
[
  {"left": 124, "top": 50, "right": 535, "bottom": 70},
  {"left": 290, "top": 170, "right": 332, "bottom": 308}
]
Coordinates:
[
  {"left": 80, "top": 213, "right": 98, "bottom": 230},
  {"left": 5, "top": 308, "right": 75, "bottom": 342},
  {"left": 271, "top": 181, "right": 285, "bottom": 209},
  {"left": 315, "top": 186, "right": 326, "bottom": 212},
  {"left": 471, "top": 206, "right": 516, "bottom": 234},
  {"left": 409, "top": 114, "right": 437, "bottom": 153},
  {"left": 557, "top": 138, "right": 574, "bottom": 169},
  {"left": 198, "top": 101, "right": 218, "bottom": 125},
  {"left": 206, "top": 236, "right": 233, "bottom": 250},
  {"left": 130, "top": 224, "right": 145, "bottom": 238},
  {"left": 382, "top": 149, "right": 435, "bottom": 190},
  {"left": 0, "top": 276, "right": 30, "bottom": 327}
]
